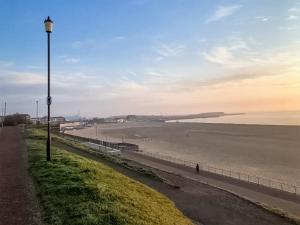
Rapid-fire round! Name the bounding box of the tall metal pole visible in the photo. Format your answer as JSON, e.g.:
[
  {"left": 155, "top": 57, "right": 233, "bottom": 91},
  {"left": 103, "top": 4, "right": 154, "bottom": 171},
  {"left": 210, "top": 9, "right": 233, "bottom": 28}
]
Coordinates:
[
  {"left": 95, "top": 125, "right": 98, "bottom": 139},
  {"left": 36, "top": 100, "right": 39, "bottom": 119},
  {"left": 46, "top": 32, "right": 51, "bottom": 161},
  {"left": 3, "top": 102, "right": 6, "bottom": 126},
  {"left": 1, "top": 108, "right": 3, "bottom": 128},
  {"left": 4, "top": 102, "right": 6, "bottom": 117}
]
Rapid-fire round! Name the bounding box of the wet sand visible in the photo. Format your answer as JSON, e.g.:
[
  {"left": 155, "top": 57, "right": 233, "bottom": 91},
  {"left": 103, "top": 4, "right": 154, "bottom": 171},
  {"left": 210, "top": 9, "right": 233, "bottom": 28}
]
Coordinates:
[{"left": 66, "top": 122, "right": 300, "bottom": 186}]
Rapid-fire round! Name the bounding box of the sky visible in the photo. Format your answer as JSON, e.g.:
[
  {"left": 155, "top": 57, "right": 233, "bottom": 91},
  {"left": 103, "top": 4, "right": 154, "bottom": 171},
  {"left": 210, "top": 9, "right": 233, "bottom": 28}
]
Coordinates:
[{"left": 0, "top": 0, "right": 300, "bottom": 117}]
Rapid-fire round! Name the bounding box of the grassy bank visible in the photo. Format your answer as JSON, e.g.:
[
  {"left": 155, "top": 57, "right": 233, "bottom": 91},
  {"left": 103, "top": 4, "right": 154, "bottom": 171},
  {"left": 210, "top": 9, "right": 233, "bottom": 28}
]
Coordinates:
[{"left": 26, "top": 127, "right": 192, "bottom": 225}]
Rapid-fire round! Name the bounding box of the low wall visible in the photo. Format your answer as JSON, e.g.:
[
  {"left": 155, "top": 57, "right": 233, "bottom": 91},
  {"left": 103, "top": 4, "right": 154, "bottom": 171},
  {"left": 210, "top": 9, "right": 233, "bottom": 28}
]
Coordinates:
[{"left": 62, "top": 133, "right": 139, "bottom": 151}]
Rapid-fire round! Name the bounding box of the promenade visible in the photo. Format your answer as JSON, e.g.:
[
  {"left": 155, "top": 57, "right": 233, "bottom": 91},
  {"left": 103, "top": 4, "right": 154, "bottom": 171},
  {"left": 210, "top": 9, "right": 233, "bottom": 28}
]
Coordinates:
[
  {"left": 0, "top": 126, "right": 40, "bottom": 225},
  {"left": 122, "top": 151, "right": 300, "bottom": 219}
]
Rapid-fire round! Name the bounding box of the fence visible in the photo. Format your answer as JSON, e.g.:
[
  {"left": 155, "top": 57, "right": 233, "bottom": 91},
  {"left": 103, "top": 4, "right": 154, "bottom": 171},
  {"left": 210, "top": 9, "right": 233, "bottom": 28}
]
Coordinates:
[
  {"left": 141, "top": 151, "right": 300, "bottom": 195},
  {"left": 61, "top": 133, "right": 299, "bottom": 196},
  {"left": 61, "top": 133, "right": 139, "bottom": 151},
  {"left": 82, "top": 142, "right": 121, "bottom": 155}
]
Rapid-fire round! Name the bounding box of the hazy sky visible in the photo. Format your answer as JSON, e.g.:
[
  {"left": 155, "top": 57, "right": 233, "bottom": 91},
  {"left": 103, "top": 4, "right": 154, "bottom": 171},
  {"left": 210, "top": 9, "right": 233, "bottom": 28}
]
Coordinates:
[{"left": 0, "top": 0, "right": 299, "bottom": 117}]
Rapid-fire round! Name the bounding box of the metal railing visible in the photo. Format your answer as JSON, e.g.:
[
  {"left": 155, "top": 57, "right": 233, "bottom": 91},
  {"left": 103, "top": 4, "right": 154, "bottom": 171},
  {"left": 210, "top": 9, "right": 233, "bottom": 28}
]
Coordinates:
[
  {"left": 61, "top": 132, "right": 299, "bottom": 195},
  {"left": 141, "top": 151, "right": 300, "bottom": 195},
  {"left": 61, "top": 133, "right": 138, "bottom": 151}
]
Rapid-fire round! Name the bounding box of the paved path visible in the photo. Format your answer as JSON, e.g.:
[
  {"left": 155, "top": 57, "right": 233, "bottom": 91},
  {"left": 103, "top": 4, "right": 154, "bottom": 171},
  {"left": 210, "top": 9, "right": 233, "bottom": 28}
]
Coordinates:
[
  {"left": 122, "top": 151, "right": 300, "bottom": 219},
  {"left": 0, "top": 126, "right": 41, "bottom": 225},
  {"left": 55, "top": 140, "right": 300, "bottom": 225}
]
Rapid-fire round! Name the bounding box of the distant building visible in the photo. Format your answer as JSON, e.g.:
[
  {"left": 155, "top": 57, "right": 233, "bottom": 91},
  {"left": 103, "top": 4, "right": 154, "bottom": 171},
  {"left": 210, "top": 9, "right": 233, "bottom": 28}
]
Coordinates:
[
  {"left": 40, "top": 116, "right": 66, "bottom": 125},
  {"left": 31, "top": 117, "right": 40, "bottom": 125},
  {"left": 87, "top": 117, "right": 104, "bottom": 124},
  {"left": 126, "top": 115, "right": 137, "bottom": 121},
  {"left": 59, "top": 121, "right": 81, "bottom": 132},
  {"left": 52, "top": 116, "right": 66, "bottom": 123},
  {"left": 104, "top": 118, "right": 117, "bottom": 123},
  {"left": 117, "top": 118, "right": 126, "bottom": 123}
]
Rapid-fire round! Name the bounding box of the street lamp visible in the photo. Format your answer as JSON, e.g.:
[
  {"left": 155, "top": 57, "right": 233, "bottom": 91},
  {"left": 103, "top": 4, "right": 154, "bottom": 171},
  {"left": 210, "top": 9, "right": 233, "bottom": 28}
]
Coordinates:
[{"left": 44, "top": 16, "right": 53, "bottom": 161}]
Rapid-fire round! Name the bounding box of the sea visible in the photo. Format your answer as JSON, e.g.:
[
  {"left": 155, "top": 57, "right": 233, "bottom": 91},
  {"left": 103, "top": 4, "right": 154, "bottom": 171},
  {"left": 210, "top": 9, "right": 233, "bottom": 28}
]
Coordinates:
[{"left": 171, "top": 111, "right": 300, "bottom": 126}]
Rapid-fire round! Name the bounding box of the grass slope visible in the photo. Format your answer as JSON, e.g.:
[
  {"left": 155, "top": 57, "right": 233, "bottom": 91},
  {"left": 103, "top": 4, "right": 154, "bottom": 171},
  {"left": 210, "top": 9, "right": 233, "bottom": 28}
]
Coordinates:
[{"left": 26, "top": 127, "right": 192, "bottom": 225}]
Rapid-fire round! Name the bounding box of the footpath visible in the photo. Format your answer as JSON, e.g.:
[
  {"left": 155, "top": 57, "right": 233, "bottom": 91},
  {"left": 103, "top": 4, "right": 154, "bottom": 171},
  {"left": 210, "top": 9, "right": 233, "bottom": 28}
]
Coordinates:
[
  {"left": 122, "top": 151, "right": 300, "bottom": 219},
  {"left": 0, "top": 126, "right": 41, "bottom": 225}
]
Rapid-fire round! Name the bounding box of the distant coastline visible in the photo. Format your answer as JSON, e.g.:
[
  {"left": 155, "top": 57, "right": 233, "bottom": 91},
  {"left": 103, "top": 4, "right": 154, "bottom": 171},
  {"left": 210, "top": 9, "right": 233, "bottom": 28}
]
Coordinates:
[
  {"left": 167, "top": 111, "right": 300, "bottom": 126},
  {"left": 107, "top": 112, "right": 244, "bottom": 123},
  {"left": 89, "top": 111, "right": 300, "bottom": 126}
]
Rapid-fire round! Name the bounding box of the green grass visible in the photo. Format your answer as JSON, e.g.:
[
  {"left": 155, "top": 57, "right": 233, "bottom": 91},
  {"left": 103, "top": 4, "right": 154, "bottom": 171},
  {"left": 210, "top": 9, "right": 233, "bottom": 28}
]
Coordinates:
[
  {"left": 26, "top": 127, "right": 193, "bottom": 225},
  {"left": 26, "top": 127, "right": 163, "bottom": 181}
]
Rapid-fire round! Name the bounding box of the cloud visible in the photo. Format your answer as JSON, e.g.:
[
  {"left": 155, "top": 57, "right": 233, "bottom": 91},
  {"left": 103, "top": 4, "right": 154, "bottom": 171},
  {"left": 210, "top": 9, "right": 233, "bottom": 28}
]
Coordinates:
[
  {"left": 147, "top": 71, "right": 164, "bottom": 77},
  {"left": 0, "top": 60, "right": 14, "bottom": 68},
  {"left": 0, "top": 72, "right": 46, "bottom": 85},
  {"left": 202, "top": 47, "right": 234, "bottom": 65},
  {"left": 206, "top": 5, "right": 242, "bottom": 23},
  {"left": 13, "top": 73, "right": 46, "bottom": 85},
  {"left": 279, "top": 26, "right": 297, "bottom": 31},
  {"left": 287, "top": 6, "right": 300, "bottom": 21},
  {"left": 203, "top": 72, "right": 276, "bottom": 86},
  {"left": 58, "top": 55, "right": 80, "bottom": 63},
  {"left": 287, "top": 15, "right": 299, "bottom": 20},
  {"left": 26, "top": 65, "right": 42, "bottom": 70},
  {"left": 201, "top": 37, "right": 251, "bottom": 68},
  {"left": 227, "top": 37, "right": 250, "bottom": 51},
  {"left": 64, "top": 58, "right": 80, "bottom": 63},
  {"left": 201, "top": 36, "right": 300, "bottom": 74},
  {"left": 117, "top": 81, "right": 146, "bottom": 93},
  {"left": 155, "top": 43, "right": 185, "bottom": 59},
  {"left": 70, "top": 39, "right": 95, "bottom": 49},
  {"left": 256, "top": 16, "right": 269, "bottom": 22},
  {"left": 288, "top": 7, "right": 300, "bottom": 13}
]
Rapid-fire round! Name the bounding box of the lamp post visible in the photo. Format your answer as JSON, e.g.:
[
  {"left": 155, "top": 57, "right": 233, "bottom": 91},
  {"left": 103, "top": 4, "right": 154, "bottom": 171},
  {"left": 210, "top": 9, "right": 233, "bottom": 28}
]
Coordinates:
[{"left": 44, "top": 16, "right": 53, "bottom": 161}]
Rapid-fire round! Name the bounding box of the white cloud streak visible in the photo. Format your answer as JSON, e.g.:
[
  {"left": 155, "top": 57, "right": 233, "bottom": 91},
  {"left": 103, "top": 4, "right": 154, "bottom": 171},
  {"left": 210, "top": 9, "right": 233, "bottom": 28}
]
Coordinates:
[
  {"left": 288, "top": 15, "right": 299, "bottom": 20},
  {"left": 0, "top": 60, "right": 14, "bottom": 68},
  {"left": 287, "top": 6, "right": 300, "bottom": 20},
  {"left": 206, "top": 5, "right": 242, "bottom": 23},
  {"left": 288, "top": 7, "right": 300, "bottom": 13},
  {"left": 58, "top": 55, "right": 80, "bottom": 63},
  {"left": 154, "top": 43, "right": 185, "bottom": 60},
  {"left": 201, "top": 37, "right": 252, "bottom": 68},
  {"left": 256, "top": 16, "right": 269, "bottom": 22},
  {"left": 0, "top": 72, "right": 46, "bottom": 85}
]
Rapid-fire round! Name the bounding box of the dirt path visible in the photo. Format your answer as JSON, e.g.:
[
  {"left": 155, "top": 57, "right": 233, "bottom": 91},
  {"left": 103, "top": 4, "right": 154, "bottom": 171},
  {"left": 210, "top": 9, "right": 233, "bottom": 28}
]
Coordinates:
[
  {"left": 0, "top": 126, "right": 41, "bottom": 225},
  {"left": 55, "top": 141, "right": 299, "bottom": 225}
]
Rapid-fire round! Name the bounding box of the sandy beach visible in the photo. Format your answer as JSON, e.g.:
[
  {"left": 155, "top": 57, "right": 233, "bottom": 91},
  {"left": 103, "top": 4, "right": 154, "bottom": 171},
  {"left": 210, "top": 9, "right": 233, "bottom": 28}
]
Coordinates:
[{"left": 66, "top": 122, "right": 300, "bottom": 186}]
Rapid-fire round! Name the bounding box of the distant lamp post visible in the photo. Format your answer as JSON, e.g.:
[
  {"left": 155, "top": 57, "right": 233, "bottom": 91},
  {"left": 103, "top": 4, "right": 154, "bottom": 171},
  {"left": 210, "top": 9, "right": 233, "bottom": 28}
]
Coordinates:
[{"left": 44, "top": 16, "right": 53, "bottom": 161}]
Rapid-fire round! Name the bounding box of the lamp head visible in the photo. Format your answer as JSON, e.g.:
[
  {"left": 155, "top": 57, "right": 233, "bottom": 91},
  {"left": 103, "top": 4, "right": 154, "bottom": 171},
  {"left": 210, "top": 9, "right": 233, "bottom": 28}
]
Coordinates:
[{"left": 44, "top": 16, "right": 53, "bottom": 33}]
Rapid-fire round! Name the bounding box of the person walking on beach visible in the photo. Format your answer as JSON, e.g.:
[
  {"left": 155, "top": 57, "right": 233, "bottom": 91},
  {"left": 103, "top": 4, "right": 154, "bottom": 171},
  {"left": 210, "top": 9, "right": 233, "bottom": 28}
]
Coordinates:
[{"left": 196, "top": 163, "right": 199, "bottom": 174}]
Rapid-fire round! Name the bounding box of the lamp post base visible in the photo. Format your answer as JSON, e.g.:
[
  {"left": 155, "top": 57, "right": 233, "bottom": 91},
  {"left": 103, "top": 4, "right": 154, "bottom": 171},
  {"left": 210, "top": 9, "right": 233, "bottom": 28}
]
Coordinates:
[{"left": 46, "top": 138, "right": 51, "bottom": 161}]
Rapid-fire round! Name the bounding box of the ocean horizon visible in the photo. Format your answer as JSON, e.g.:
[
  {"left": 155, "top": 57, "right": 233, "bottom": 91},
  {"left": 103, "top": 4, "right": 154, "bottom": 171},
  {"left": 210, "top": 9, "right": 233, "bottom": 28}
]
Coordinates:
[{"left": 170, "top": 111, "right": 300, "bottom": 126}]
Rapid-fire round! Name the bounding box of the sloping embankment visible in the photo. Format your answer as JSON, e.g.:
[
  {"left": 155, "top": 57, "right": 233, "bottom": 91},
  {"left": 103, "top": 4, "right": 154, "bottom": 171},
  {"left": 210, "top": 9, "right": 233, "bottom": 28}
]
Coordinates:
[{"left": 25, "top": 127, "right": 192, "bottom": 225}]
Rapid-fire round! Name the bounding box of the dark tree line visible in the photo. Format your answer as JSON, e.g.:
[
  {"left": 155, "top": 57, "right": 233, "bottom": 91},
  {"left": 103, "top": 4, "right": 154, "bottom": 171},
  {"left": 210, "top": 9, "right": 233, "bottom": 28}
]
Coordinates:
[{"left": 2, "top": 113, "right": 31, "bottom": 126}]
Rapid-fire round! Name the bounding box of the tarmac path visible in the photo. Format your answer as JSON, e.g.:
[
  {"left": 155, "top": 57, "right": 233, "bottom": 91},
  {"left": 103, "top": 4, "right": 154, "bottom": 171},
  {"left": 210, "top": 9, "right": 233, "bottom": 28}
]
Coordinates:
[
  {"left": 122, "top": 151, "right": 300, "bottom": 219},
  {"left": 0, "top": 126, "right": 41, "bottom": 225},
  {"left": 54, "top": 140, "right": 300, "bottom": 225}
]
